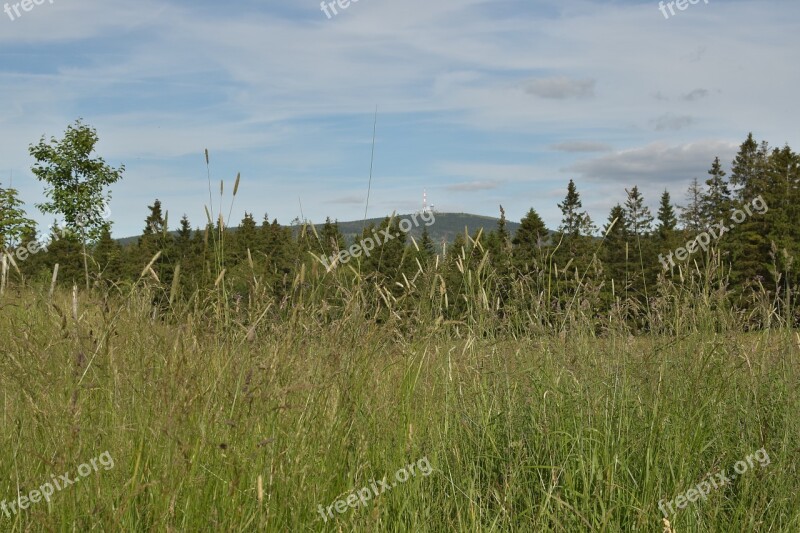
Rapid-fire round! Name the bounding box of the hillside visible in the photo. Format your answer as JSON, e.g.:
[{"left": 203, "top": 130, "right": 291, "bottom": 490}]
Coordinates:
[
  {"left": 330, "top": 212, "right": 522, "bottom": 245},
  {"left": 116, "top": 212, "right": 524, "bottom": 247}
]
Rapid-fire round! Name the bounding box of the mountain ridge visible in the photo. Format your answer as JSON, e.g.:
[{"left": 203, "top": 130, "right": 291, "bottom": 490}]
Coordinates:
[{"left": 115, "top": 212, "right": 526, "bottom": 247}]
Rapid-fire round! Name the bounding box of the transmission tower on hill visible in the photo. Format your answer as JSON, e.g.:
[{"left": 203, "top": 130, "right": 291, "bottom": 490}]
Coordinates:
[{"left": 422, "top": 189, "right": 434, "bottom": 214}]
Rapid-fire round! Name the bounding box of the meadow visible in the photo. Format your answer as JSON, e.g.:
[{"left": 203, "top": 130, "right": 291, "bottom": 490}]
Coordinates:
[{"left": 1, "top": 256, "right": 799, "bottom": 531}]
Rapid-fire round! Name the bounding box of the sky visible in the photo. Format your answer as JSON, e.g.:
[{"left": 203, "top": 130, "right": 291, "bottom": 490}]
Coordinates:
[{"left": 1, "top": 0, "right": 798, "bottom": 238}]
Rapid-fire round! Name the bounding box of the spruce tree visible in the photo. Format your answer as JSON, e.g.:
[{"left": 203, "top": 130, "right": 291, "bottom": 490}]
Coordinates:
[
  {"left": 486, "top": 205, "right": 512, "bottom": 276},
  {"left": 623, "top": 186, "right": 655, "bottom": 296},
  {"left": 175, "top": 215, "right": 193, "bottom": 261},
  {"left": 680, "top": 178, "right": 705, "bottom": 233},
  {"left": 361, "top": 216, "right": 410, "bottom": 292},
  {"left": 656, "top": 190, "right": 678, "bottom": 238},
  {"left": 762, "top": 146, "right": 800, "bottom": 285},
  {"left": 655, "top": 190, "right": 680, "bottom": 275},
  {"left": 232, "top": 212, "right": 259, "bottom": 264},
  {"left": 137, "top": 199, "right": 173, "bottom": 284},
  {"left": 554, "top": 180, "right": 595, "bottom": 272},
  {"left": 320, "top": 217, "right": 345, "bottom": 258},
  {"left": 729, "top": 133, "right": 766, "bottom": 200},
  {"left": 701, "top": 157, "right": 732, "bottom": 225},
  {"left": 16, "top": 226, "right": 45, "bottom": 281},
  {"left": 93, "top": 226, "right": 124, "bottom": 283},
  {"left": 623, "top": 186, "right": 653, "bottom": 237},
  {"left": 39, "top": 221, "right": 84, "bottom": 287},
  {"left": 557, "top": 179, "right": 594, "bottom": 237},
  {"left": 512, "top": 208, "right": 548, "bottom": 274},
  {"left": 601, "top": 204, "right": 630, "bottom": 299},
  {"left": 553, "top": 181, "right": 595, "bottom": 301},
  {"left": 418, "top": 224, "right": 436, "bottom": 265}
]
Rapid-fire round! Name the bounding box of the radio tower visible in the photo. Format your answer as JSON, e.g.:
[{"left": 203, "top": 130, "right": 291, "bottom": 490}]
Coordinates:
[{"left": 422, "top": 189, "right": 434, "bottom": 214}]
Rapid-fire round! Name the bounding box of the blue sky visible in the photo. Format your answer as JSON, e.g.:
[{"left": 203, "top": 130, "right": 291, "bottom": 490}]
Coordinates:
[{"left": 1, "top": 0, "right": 798, "bottom": 237}]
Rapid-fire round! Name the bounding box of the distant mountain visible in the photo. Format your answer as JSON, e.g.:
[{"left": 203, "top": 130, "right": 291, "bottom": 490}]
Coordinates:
[
  {"left": 331, "top": 212, "right": 521, "bottom": 245},
  {"left": 116, "top": 212, "right": 524, "bottom": 247}
]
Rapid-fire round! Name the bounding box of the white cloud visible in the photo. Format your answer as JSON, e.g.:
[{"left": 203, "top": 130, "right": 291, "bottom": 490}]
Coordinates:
[
  {"left": 651, "top": 114, "right": 695, "bottom": 131},
  {"left": 568, "top": 140, "right": 739, "bottom": 184},
  {"left": 524, "top": 77, "right": 596, "bottom": 100},
  {"left": 446, "top": 180, "right": 502, "bottom": 192},
  {"left": 551, "top": 141, "right": 613, "bottom": 153}
]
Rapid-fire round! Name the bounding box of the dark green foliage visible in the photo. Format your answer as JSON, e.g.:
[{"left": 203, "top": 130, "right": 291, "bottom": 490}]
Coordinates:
[
  {"left": 557, "top": 179, "right": 594, "bottom": 238},
  {"left": 93, "top": 225, "right": 124, "bottom": 284},
  {"left": 9, "top": 131, "right": 800, "bottom": 331},
  {"left": 0, "top": 183, "right": 35, "bottom": 253},
  {"left": 601, "top": 204, "right": 629, "bottom": 296},
  {"left": 512, "top": 208, "right": 548, "bottom": 275},
  {"left": 136, "top": 199, "right": 174, "bottom": 285},
  {"left": 418, "top": 224, "right": 436, "bottom": 262},
  {"left": 623, "top": 186, "right": 653, "bottom": 237},
  {"left": 680, "top": 178, "right": 705, "bottom": 234}
]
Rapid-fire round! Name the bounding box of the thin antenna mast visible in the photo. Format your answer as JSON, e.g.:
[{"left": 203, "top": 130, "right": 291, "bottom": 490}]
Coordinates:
[{"left": 362, "top": 105, "right": 378, "bottom": 229}]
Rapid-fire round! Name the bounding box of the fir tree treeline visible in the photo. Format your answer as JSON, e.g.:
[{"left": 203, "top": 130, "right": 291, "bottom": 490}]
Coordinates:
[{"left": 3, "top": 133, "right": 799, "bottom": 330}]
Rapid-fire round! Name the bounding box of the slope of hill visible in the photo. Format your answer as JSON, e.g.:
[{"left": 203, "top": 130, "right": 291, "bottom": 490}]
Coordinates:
[
  {"left": 116, "top": 212, "right": 524, "bottom": 247},
  {"left": 331, "top": 212, "right": 521, "bottom": 245}
]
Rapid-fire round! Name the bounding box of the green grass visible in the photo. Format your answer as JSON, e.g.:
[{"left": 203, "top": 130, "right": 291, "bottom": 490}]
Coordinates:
[{"left": 2, "top": 281, "right": 799, "bottom": 531}]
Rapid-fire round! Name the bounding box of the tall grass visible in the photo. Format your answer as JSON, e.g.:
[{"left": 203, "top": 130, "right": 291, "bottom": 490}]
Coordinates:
[{"left": 1, "top": 180, "right": 799, "bottom": 530}]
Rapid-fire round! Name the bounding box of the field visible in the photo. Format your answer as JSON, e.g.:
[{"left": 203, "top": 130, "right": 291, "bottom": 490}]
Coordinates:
[
  {"left": 2, "top": 278, "right": 799, "bottom": 531},
  {"left": 2, "top": 0, "right": 798, "bottom": 530}
]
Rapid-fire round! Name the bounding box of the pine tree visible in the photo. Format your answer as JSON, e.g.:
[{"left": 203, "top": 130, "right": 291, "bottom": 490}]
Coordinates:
[
  {"left": 418, "top": 224, "right": 435, "bottom": 263},
  {"left": 39, "top": 221, "right": 84, "bottom": 287},
  {"left": 170, "top": 214, "right": 201, "bottom": 291},
  {"left": 729, "top": 133, "right": 766, "bottom": 200},
  {"left": 16, "top": 225, "right": 45, "bottom": 281},
  {"left": 656, "top": 190, "right": 678, "bottom": 238},
  {"left": 486, "top": 205, "right": 512, "bottom": 275},
  {"left": 623, "top": 186, "right": 653, "bottom": 237},
  {"left": 267, "top": 219, "right": 296, "bottom": 298},
  {"left": 622, "top": 186, "right": 655, "bottom": 297},
  {"left": 175, "top": 215, "right": 193, "bottom": 260},
  {"left": 557, "top": 179, "right": 594, "bottom": 237},
  {"left": 701, "top": 157, "right": 732, "bottom": 225},
  {"left": 361, "top": 216, "right": 410, "bottom": 292},
  {"left": 727, "top": 140, "right": 779, "bottom": 287},
  {"left": 601, "top": 204, "right": 630, "bottom": 298},
  {"left": 441, "top": 230, "right": 471, "bottom": 319},
  {"left": 554, "top": 180, "right": 595, "bottom": 275},
  {"left": 762, "top": 146, "right": 800, "bottom": 284},
  {"left": 136, "top": 199, "right": 173, "bottom": 284},
  {"left": 320, "top": 217, "right": 345, "bottom": 257},
  {"left": 232, "top": 212, "right": 259, "bottom": 264},
  {"left": 550, "top": 181, "right": 595, "bottom": 304},
  {"left": 512, "top": 208, "right": 548, "bottom": 274},
  {"left": 654, "top": 190, "right": 680, "bottom": 275},
  {"left": 680, "top": 178, "right": 705, "bottom": 233},
  {"left": 497, "top": 205, "right": 511, "bottom": 246},
  {"left": 93, "top": 225, "right": 124, "bottom": 283}
]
